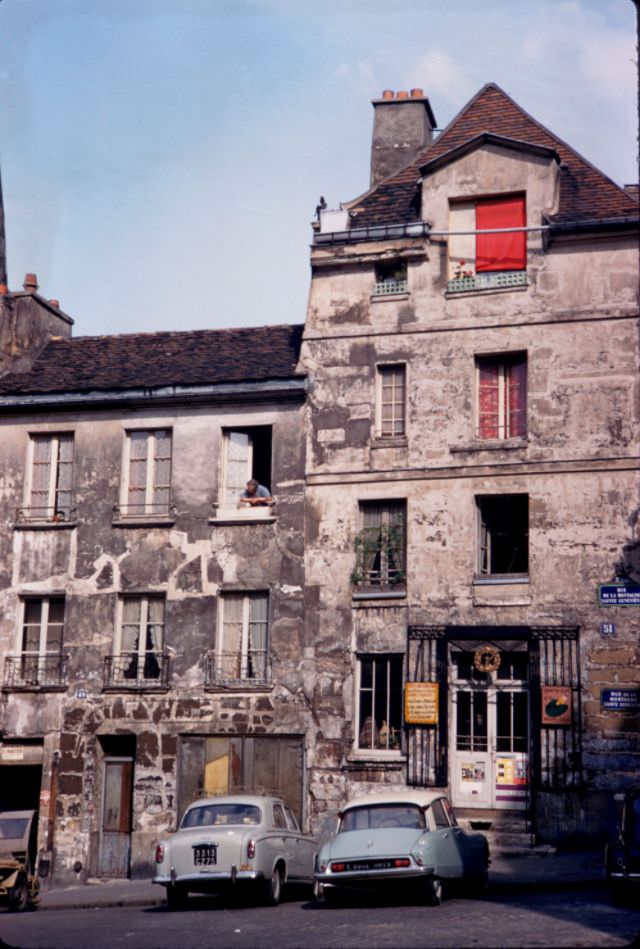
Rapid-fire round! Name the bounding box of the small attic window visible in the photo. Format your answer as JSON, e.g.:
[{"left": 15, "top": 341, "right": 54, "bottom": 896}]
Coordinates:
[
  {"left": 448, "top": 194, "right": 527, "bottom": 294},
  {"left": 373, "top": 260, "right": 408, "bottom": 296}
]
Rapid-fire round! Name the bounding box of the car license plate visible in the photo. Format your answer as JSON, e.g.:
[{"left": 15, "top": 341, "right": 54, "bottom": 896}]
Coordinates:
[
  {"left": 193, "top": 844, "right": 217, "bottom": 867},
  {"left": 348, "top": 859, "right": 393, "bottom": 871}
]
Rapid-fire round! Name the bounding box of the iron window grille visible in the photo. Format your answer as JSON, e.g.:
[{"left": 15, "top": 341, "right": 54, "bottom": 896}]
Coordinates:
[{"left": 3, "top": 652, "right": 68, "bottom": 690}]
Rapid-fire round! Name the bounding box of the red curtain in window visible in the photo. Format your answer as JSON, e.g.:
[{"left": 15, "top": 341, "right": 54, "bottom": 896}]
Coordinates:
[
  {"left": 478, "top": 360, "right": 500, "bottom": 438},
  {"left": 476, "top": 196, "right": 526, "bottom": 272},
  {"left": 507, "top": 358, "right": 527, "bottom": 437},
  {"left": 478, "top": 355, "right": 527, "bottom": 439}
]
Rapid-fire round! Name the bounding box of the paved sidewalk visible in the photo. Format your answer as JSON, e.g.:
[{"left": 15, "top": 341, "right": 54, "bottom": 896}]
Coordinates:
[{"left": 34, "top": 850, "right": 605, "bottom": 911}]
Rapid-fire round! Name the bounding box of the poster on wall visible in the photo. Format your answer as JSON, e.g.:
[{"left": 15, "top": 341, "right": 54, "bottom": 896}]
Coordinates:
[
  {"left": 496, "top": 756, "right": 528, "bottom": 787},
  {"left": 541, "top": 686, "right": 572, "bottom": 725},
  {"left": 404, "top": 682, "right": 439, "bottom": 724}
]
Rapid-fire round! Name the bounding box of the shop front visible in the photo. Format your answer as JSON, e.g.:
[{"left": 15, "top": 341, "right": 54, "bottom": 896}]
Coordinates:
[{"left": 406, "top": 626, "right": 582, "bottom": 830}]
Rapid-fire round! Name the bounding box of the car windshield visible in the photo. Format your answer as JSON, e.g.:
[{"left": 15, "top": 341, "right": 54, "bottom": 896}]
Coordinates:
[
  {"left": 0, "top": 817, "right": 29, "bottom": 839},
  {"left": 181, "top": 804, "right": 261, "bottom": 828},
  {"left": 340, "top": 804, "right": 425, "bottom": 832}
]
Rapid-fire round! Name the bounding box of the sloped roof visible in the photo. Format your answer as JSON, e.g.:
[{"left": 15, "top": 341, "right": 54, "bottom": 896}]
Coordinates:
[
  {"left": 0, "top": 323, "right": 305, "bottom": 397},
  {"left": 349, "top": 83, "right": 638, "bottom": 228}
]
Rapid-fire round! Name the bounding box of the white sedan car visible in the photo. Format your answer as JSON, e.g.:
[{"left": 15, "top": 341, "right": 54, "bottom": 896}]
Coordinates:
[{"left": 153, "top": 794, "right": 316, "bottom": 909}]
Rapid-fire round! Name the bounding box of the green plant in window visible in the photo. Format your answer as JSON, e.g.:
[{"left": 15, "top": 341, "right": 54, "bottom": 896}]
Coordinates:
[{"left": 352, "top": 523, "right": 405, "bottom": 587}]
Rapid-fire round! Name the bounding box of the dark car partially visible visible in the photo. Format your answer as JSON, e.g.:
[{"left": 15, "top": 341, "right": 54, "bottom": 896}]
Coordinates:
[
  {"left": 0, "top": 810, "right": 40, "bottom": 911},
  {"left": 605, "top": 791, "right": 640, "bottom": 904}
]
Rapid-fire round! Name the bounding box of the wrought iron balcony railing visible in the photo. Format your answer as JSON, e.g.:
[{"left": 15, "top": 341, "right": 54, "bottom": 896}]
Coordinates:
[
  {"left": 3, "top": 653, "right": 68, "bottom": 689},
  {"left": 205, "top": 650, "right": 271, "bottom": 688},
  {"left": 113, "top": 502, "right": 175, "bottom": 520},
  {"left": 103, "top": 652, "right": 170, "bottom": 689},
  {"left": 15, "top": 506, "right": 76, "bottom": 525}
]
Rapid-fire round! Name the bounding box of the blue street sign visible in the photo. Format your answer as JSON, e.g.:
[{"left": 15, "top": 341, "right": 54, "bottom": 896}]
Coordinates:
[{"left": 598, "top": 583, "right": 640, "bottom": 607}]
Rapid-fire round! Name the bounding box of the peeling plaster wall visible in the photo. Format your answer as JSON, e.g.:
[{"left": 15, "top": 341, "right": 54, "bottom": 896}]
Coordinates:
[
  {"left": 0, "top": 397, "right": 310, "bottom": 882},
  {"left": 301, "top": 142, "right": 640, "bottom": 837}
]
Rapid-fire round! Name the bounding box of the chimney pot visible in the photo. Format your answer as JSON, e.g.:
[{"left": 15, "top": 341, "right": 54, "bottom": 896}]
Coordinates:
[
  {"left": 49, "top": 299, "right": 60, "bottom": 308},
  {"left": 396, "top": 90, "right": 409, "bottom": 99},
  {"left": 0, "top": 283, "right": 7, "bottom": 295},
  {"left": 410, "top": 88, "right": 424, "bottom": 98},
  {"left": 23, "top": 273, "right": 38, "bottom": 292},
  {"left": 382, "top": 90, "right": 394, "bottom": 100}
]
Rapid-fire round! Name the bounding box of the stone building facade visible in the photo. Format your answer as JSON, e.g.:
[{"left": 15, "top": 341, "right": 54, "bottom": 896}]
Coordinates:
[
  {"left": 299, "top": 84, "right": 639, "bottom": 844},
  {"left": 0, "top": 288, "right": 310, "bottom": 881},
  {"left": 0, "top": 82, "right": 638, "bottom": 882}
]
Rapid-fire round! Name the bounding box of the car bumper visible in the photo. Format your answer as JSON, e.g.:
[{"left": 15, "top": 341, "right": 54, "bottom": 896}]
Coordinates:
[
  {"left": 315, "top": 865, "right": 435, "bottom": 886},
  {"left": 609, "top": 871, "right": 640, "bottom": 881},
  {"left": 153, "top": 867, "right": 263, "bottom": 887}
]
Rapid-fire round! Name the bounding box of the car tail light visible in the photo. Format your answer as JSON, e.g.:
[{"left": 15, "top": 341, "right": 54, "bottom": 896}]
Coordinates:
[
  {"left": 330, "top": 862, "right": 346, "bottom": 873},
  {"left": 393, "top": 858, "right": 410, "bottom": 868},
  {"left": 155, "top": 844, "right": 165, "bottom": 863},
  {"left": 247, "top": 839, "right": 256, "bottom": 859}
]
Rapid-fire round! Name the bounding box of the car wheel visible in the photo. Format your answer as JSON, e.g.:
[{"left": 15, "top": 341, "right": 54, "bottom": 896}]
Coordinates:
[
  {"left": 322, "top": 886, "right": 343, "bottom": 907},
  {"left": 263, "top": 866, "right": 283, "bottom": 906},
  {"left": 8, "top": 876, "right": 29, "bottom": 912},
  {"left": 166, "top": 885, "right": 188, "bottom": 911},
  {"left": 424, "top": 875, "right": 443, "bottom": 906}
]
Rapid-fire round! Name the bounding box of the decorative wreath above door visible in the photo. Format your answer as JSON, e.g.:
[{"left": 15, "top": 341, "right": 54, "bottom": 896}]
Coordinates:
[{"left": 473, "top": 644, "right": 501, "bottom": 673}]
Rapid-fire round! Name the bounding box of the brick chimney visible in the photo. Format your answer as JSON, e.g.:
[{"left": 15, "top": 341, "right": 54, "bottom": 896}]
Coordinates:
[{"left": 370, "top": 88, "right": 436, "bottom": 187}]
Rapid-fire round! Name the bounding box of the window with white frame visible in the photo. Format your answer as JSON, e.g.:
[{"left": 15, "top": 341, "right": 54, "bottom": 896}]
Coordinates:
[
  {"left": 121, "top": 430, "right": 172, "bottom": 517},
  {"left": 114, "top": 595, "right": 165, "bottom": 683},
  {"left": 376, "top": 364, "right": 406, "bottom": 438},
  {"left": 24, "top": 433, "right": 74, "bottom": 522},
  {"left": 214, "top": 592, "right": 270, "bottom": 684},
  {"left": 15, "top": 597, "right": 65, "bottom": 686},
  {"left": 476, "top": 494, "right": 529, "bottom": 577},
  {"left": 356, "top": 654, "right": 403, "bottom": 752},
  {"left": 353, "top": 501, "right": 406, "bottom": 591},
  {"left": 476, "top": 353, "right": 527, "bottom": 439},
  {"left": 221, "top": 427, "right": 272, "bottom": 509}
]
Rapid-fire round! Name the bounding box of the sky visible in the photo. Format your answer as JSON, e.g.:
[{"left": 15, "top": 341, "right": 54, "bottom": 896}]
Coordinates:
[{"left": 0, "top": 0, "right": 637, "bottom": 338}]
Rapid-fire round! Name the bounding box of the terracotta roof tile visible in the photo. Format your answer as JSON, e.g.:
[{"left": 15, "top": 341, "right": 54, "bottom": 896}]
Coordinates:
[
  {"left": 349, "top": 83, "right": 638, "bottom": 228},
  {"left": 0, "top": 323, "right": 305, "bottom": 396}
]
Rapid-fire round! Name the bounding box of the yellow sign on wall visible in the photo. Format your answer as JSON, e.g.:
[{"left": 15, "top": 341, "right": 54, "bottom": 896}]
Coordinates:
[{"left": 404, "top": 682, "right": 439, "bottom": 725}]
